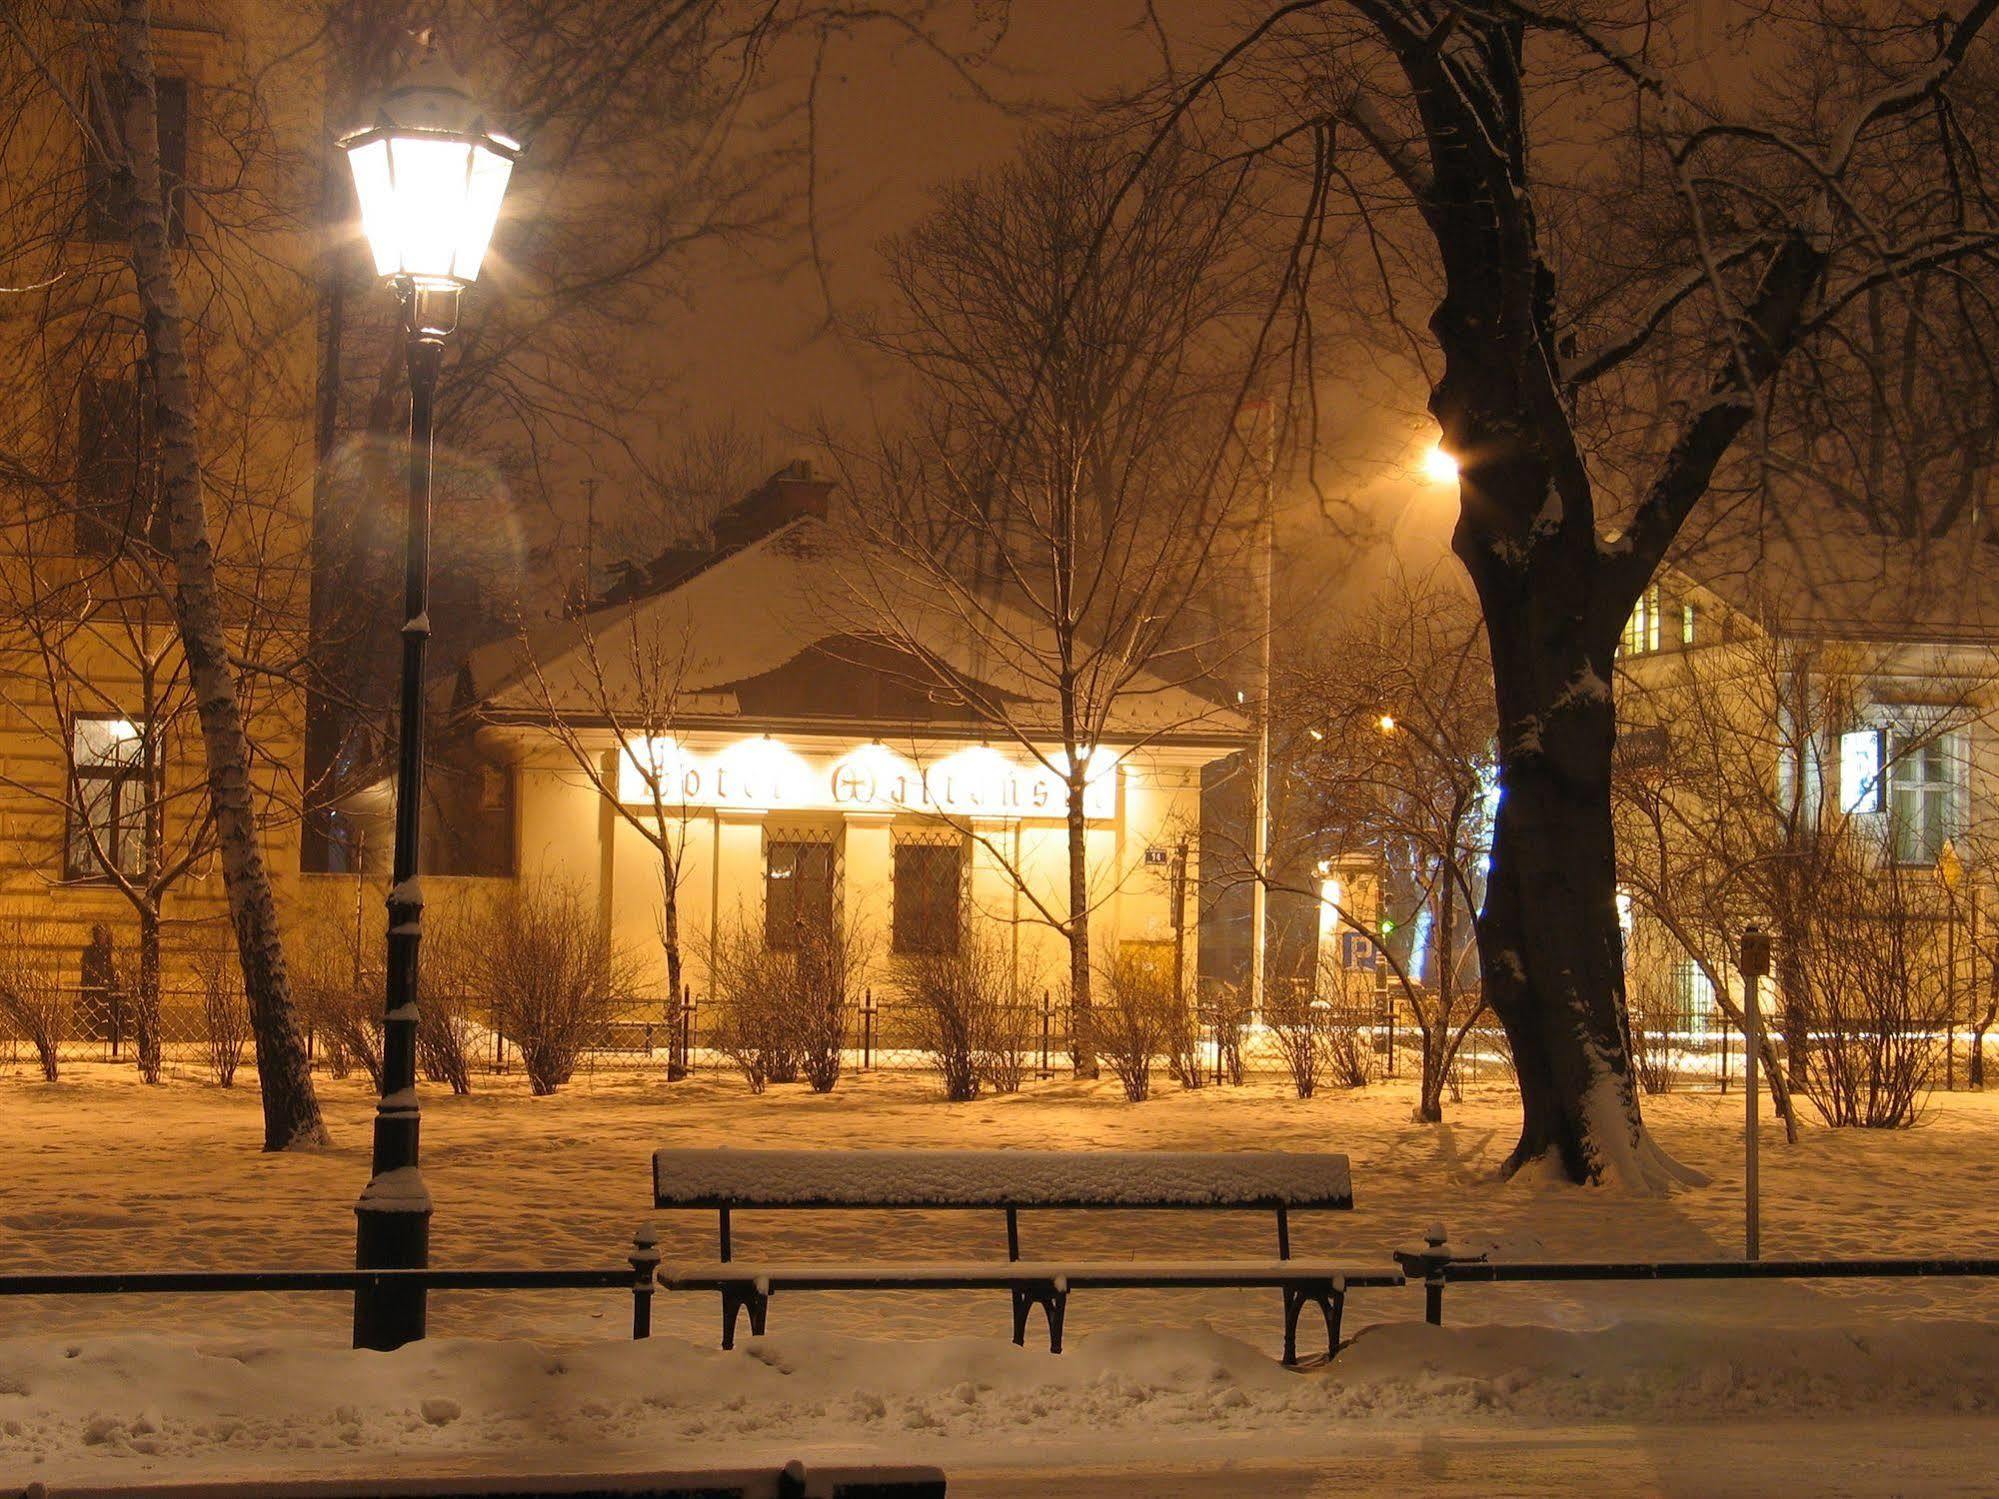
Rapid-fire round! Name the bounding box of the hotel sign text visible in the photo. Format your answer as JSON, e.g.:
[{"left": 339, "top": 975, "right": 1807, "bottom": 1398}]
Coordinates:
[{"left": 617, "top": 738, "right": 1117, "bottom": 822}]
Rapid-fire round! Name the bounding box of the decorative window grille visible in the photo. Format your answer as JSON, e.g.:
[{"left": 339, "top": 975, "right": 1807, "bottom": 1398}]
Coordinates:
[
  {"left": 893, "top": 826, "right": 966, "bottom": 956},
  {"left": 764, "top": 826, "right": 840, "bottom": 950}
]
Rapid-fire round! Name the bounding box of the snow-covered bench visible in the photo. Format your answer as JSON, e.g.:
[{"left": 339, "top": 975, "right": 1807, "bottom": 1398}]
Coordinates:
[{"left": 649, "top": 1148, "right": 1400, "bottom": 1365}]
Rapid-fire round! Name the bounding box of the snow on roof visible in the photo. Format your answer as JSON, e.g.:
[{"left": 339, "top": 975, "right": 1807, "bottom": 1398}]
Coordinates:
[
  {"left": 651, "top": 1148, "right": 1354, "bottom": 1209},
  {"left": 463, "top": 519, "right": 1246, "bottom": 744},
  {"left": 1669, "top": 521, "right": 1999, "bottom": 644}
]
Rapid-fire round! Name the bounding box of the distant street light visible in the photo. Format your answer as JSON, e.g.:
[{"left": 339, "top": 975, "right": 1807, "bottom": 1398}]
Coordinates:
[{"left": 338, "top": 46, "right": 517, "bottom": 1354}]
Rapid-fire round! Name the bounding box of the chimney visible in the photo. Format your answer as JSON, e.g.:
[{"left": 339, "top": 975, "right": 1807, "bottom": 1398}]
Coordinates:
[{"left": 710, "top": 459, "right": 835, "bottom": 550}]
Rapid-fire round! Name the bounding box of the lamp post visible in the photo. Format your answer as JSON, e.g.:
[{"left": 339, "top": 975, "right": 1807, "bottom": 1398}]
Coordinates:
[{"left": 338, "top": 48, "right": 517, "bottom": 1353}]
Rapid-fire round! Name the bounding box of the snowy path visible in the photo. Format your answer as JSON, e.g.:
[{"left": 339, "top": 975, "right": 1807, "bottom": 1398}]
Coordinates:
[{"left": 5, "top": 1065, "right": 1999, "bottom": 1488}]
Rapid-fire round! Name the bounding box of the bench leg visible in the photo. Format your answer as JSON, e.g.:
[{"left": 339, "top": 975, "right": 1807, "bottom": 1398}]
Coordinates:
[
  {"left": 721, "top": 1286, "right": 769, "bottom": 1350},
  {"left": 1011, "top": 1284, "right": 1068, "bottom": 1354},
  {"left": 1281, "top": 1282, "right": 1344, "bottom": 1367}
]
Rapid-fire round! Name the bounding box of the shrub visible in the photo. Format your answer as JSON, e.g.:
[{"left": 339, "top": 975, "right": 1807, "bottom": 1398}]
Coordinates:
[
  {"left": 467, "top": 878, "right": 636, "bottom": 1096},
  {"left": 1788, "top": 862, "right": 1949, "bottom": 1129},
  {"left": 1094, "top": 949, "right": 1189, "bottom": 1103},
  {"left": 0, "top": 923, "right": 66, "bottom": 1082},
  {"left": 1199, "top": 983, "right": 1246, "bottom": 1087},
  {"left": 1265, "top": 983, "right": 1323, "bottom": 1099},
  {"left": 705, "top": 916, "right": 868, "bottom": 1094},
  {"left": 415, "top": 909, "right": 479, "bottom": 1096},
  {"left": 193, "top": 944, "right": 252, "bottom": 1088},
  {"left": 901, "top": 940, "right": 1017, "bottom": 1101}
]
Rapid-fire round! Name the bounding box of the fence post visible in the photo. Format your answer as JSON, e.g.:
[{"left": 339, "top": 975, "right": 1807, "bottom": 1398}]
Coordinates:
[
  {"left": 628, "top": 1224, "right": 661, "bottom": 1339},
  {"left": 1038, "top": 989, "right": 1052, "bottom": 1080},
  {"left": 861, "top": 987, "right": 875, "bottom": 1072},
  {"left": 1740, "top": 926, "right": 1771, "bottom": 1262},
  {"left": 1392, "top": 1223, "right": 1455, "bottom": 1326}
]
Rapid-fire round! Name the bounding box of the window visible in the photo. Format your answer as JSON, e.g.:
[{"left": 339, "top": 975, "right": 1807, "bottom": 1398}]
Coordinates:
[
  {"left": 76, "top": 372, "right": 170, "bottom": 556},
  {"left": 893, "top": 838, "right": 964, "bottom": 956},
  {"left": 1839, "top": 728, "right": 1884, "bottom": 815},
  {"left": 83, "top": 72, "right": 188, "bottom": 245},
  {"left": 1621, "top": 586, "right": 1661, "bottom": 656},
  {"left": 765, "top": 836, "right": 836, "bottom": 950},
  {"left": 1680, "top": 600, "right": 1696, "bottom": 647},
  {"left": 66, "top": 716, "right": 149, "bottom": 880},
  {"left": 1670, "top": 958, "right": 1716, "bottom": 1037},
  {"left": 1888, "top": 733, "right": 1960, "bottom": 866}
]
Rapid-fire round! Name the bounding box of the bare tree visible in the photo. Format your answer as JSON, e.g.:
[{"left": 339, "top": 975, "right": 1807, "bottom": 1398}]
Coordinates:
[
  {"left": 837, "top": 125, "right": 1269, "bottom": 1074},
  {"left": 1615, "top": 614, "right": 1994, "bottom": 1133},
  {"left": 1284, "top": 571, "right": 1495, "bottom": 1123},
  {"left": 1144, "top": 0, "right": 1999, "bottom": 1183},
  {"left": 0, "top": 1, "right": 326, "bottom": 1144},
  {"left": 503, "top": 607, "right": 703, "bottom": 1056}
]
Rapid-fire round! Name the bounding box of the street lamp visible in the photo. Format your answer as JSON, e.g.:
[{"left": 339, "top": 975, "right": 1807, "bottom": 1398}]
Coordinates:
[{"left": 338, "top": 47, "right": 517, "bottom": 1353}]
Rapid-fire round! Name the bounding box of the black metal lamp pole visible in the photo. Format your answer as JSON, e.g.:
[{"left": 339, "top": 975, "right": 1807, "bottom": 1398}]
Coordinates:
[{"left": 352, "top": 282, "right": 457, "bottom": 1351}]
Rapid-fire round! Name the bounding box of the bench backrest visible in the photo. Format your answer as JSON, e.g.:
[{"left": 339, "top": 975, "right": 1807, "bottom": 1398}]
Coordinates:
[{"left": 652, "top": 1148, "right": 1353, "bottom": 1211}]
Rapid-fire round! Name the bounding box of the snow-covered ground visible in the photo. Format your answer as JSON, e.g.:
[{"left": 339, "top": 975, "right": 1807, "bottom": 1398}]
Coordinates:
[{"left": 5, "top": 1065, "right": 1999, "bottom": 1493}]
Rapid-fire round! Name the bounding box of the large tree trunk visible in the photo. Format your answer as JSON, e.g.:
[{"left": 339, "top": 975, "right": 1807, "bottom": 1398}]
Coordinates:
[
  {"left": 115, "top": 0, "right": 327, "bottom": 1150},
  {"left": 133, "top": 906, "right": 163, "bottom": 1085},
  {"left": 1463, "top": 539, "right": 1695, "bottom": 1183}
]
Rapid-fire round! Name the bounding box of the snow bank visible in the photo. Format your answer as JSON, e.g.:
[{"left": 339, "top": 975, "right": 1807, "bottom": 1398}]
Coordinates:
[
  {"left": 7, "top": 1315, "right": 1998, "bottom": 1486},
  {"left": 651, "top": 1149, "right": 1353, "bottom": 1208}
]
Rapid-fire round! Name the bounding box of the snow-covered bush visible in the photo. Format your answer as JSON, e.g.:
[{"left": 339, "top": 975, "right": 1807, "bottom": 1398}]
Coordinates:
[
  {"left": 414, "top": 910, "right": 480, "bottom": 1096},
  {"left": 1094, "top": 949, "right": 1189, "bottom": 1102},
  {"left": 193, "top": 943, "right": 251, "bottom": 1088},
  {"left": 900, "top": 939, "right": 1017, "bottom": 1101},
  {"left": 1199, "top": 983, "right": 1247, "bottom": 1086},
  {"left": 1788, "top": 861, "right": 1949, "bottom": 1128},
  {"left": 0, "top": 923, "right": 66, "bottom": 1082},
  {"left": 704, "top": 916, "right": 866, "bottom": 1094},
  {"left": 467, "top": 878, "right": 637, "bottom": 1096}
]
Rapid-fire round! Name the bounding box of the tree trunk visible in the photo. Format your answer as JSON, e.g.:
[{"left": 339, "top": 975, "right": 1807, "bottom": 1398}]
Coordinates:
[
  {"left": 1471, "top": 604, "right": 1702, "bottom": 1189},
  {"left": 1417, "top": 1017, "right": 1448, "bottom": 1123},
  {"left": 661, "top": 857, "right": 686, "bottom": 1080},
  {"left": 134, "top": 907, "right": 162, "bottom": 1084},
  {"left": 1065, "top": 769, "right": 1097, "bottom": 1078},
  {"left": 1972, "top": 1025, "right": 1988, "bottom": 1089},
  {"left": 114, "top": 0, "right": 327, "bottom": 1149}
]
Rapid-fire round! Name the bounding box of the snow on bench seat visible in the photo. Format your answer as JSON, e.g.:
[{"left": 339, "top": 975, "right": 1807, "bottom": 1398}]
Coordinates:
[{"left": 651, "top": 1148, "right": 1354, "bottom": 1210}]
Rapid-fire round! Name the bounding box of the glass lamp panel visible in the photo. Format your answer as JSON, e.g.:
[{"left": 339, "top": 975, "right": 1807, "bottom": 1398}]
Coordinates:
[
  {"left": 385, "top": 134, "right": 477, "bottom": 282},
  {"left": 451, "top": 142, "right": 514, "bottom": 282},
  {"left": 344, "top": 137, "right": 399, "bottom": 276}
]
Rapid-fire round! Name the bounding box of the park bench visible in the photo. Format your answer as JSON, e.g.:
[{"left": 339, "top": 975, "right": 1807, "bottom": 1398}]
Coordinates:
[{"left": 650, "top": 1148, "right": 1402, "bottom": 1366}]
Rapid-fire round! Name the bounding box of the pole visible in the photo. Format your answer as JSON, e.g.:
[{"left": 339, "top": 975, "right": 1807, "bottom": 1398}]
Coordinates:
[
  {"left": 1248, "top": 404, "right": 1274, "bottom": 1024},
  {"left": 353, "top": 282, "right": 456, "bottom": 1351},
  {"left": 1740, "top": 926, "right": 1771, "bottom": 1262}
]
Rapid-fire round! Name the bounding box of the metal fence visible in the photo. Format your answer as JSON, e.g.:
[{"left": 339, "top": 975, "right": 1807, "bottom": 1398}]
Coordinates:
[{"left": 5, "top": 974, "right": 1990, "bottom": 1097}]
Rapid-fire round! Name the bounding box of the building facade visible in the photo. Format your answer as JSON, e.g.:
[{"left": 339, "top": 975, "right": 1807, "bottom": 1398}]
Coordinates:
[{"left": 356, "top": 468, "right": 1247, "bottom": 1006}]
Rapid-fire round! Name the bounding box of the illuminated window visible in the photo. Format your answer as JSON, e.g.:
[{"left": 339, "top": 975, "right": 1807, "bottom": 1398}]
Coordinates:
[
  {"left": 1671, "top": 958, "right": 1716, "bottom": 1036},
  {"left": 892, "top": 837, "right": 964, "bottom": 956},
  {"left": 1681, "top": 601, "right": 1696, "bottom": 646},
  {"left": 1839, "top": 729, "right": 1884, "bottom": 814},
  {"left": 66, "top": 716, "right": 149, "bottom": 880},
  {"left": 1621, "top": 586, "right": 1661, "bottom": 656}
]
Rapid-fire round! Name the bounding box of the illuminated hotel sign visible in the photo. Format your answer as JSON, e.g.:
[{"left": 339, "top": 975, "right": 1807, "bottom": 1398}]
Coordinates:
[{"left": 616, "top": 738, "right": 1118, "bottom": 822}]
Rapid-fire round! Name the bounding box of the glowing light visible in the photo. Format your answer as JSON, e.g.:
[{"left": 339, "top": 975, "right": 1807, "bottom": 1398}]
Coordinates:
[
  {"left": 1307, "top": 727, "right": 1324, "bottom": 741},
  {"left": 1378, "top": 714, "right": 1398, "bottom": 734},
  {"left": 1420, "top": 443, "right": 1460, "bottom": 485},
  {"left": 1317, "top": 877, "right": 1344, "bottom": 942}
]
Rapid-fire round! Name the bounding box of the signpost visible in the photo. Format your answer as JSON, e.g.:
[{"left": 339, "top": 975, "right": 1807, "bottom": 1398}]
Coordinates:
[{"left": 1739, "top": 926, "right": 1771, "bottom": 1261}]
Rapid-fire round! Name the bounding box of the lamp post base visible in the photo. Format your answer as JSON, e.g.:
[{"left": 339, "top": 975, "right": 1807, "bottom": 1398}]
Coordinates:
[{"left": 353, "top": 1165, "right": 433, "bottom": 1351}]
